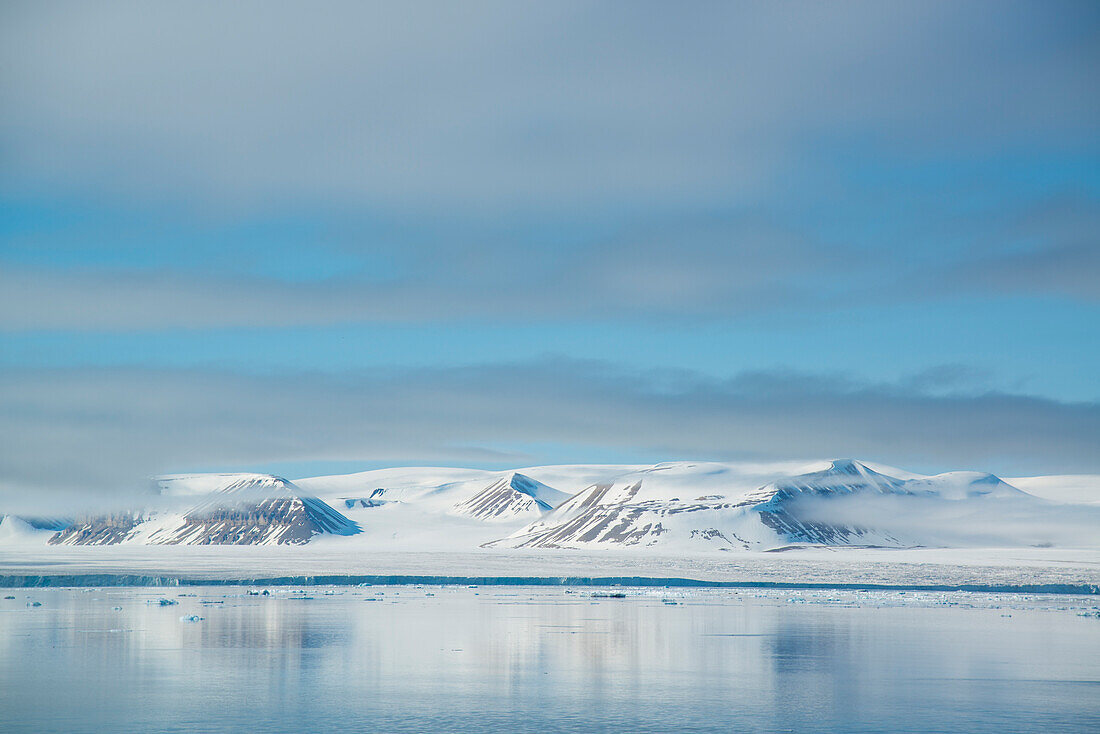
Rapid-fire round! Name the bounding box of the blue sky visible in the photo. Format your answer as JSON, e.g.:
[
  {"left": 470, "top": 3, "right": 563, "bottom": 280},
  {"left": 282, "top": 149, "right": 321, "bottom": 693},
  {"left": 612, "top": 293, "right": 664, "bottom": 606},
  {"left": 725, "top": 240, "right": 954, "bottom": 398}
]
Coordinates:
[{"left": 1, "top": 1, "right": 1098, "bottom": 503}]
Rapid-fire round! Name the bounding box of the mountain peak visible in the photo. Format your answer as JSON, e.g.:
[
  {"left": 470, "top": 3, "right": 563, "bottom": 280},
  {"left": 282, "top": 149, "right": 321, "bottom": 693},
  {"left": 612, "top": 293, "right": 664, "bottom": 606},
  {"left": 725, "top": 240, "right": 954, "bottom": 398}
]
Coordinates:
[
  {"left": 453, "top": 473, "right": 569, "bottom": 522},
  {"left": 220, "top": 475, "right": 296, "bottom": 494},
  {"left": 827, "top": 459, "right": 870, "bottom": 476},
  {"left": 51, "top": 474, "right": 360, "bottom": 547},
  {"left": 507, "top": 473, "right": 540, "bottom": 497}
]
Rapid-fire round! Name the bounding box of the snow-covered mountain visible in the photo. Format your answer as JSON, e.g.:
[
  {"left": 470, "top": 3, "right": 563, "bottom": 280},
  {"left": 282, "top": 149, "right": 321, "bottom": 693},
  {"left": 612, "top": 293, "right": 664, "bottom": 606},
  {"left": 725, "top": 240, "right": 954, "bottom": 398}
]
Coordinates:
[
  {"left": 452, "top": 473, "right": 570, "bottom": 522},
  {"left": 486, "top": 459, "right": 1081, "bottom": 551},
  {"left": 49, "top": 475, "right": 359, "bottom": 546},
  {"left": 484, "top": 460, "right": 886, "bottom": 550},
  {"left": 741, "top": 460, "right": 908, "bottom": 547},
  {"left": 4, "top": 459, "right": 1097, "bottom": 551}
]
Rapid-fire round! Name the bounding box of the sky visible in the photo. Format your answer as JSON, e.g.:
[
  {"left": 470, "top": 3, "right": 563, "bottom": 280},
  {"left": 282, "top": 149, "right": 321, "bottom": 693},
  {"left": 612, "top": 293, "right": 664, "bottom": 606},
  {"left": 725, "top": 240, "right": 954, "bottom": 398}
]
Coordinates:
[{"left": 1, "top": 1, "right": 1099, "bottom": 509}]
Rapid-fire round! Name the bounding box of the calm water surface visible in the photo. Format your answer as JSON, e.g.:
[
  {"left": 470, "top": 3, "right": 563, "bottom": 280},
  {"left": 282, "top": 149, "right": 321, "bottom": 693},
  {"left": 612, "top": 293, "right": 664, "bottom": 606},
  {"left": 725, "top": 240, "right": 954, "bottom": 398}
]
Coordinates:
[{"left": 1, "top": 586, "right": 1097, "bottom": 732}]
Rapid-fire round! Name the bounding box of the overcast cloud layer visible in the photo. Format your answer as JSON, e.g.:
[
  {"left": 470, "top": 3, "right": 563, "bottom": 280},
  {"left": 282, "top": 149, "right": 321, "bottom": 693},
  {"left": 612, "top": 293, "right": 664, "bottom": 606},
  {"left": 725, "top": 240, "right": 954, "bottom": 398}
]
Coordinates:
[
  {"left": 1, "top": 2, "right": 1098, "bottom": 501},
  {"left": 2, "top": 1, "right": 1099, "bottom": 328},
  {"left": 4, "top": 1, "right": 1097, "bottom": 209},
  {"left": 2, "top": 362, "right": 1098, "bottom": 512},
  {"left": 3, "top": 193, "right": 1099, "bottom": 330}
]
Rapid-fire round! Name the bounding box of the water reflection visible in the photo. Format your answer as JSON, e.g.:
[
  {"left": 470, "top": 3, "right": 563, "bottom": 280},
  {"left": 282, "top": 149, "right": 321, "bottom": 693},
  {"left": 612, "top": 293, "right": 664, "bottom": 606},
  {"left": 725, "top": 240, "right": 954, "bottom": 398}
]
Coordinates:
[{"left": 0, "top": 587, "right": 1097, "bottom": 733}]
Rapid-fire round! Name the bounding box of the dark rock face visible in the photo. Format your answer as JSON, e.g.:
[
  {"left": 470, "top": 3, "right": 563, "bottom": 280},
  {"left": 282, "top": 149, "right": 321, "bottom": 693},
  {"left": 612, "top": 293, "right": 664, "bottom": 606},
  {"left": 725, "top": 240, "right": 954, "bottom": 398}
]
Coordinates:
[
  {"left": 51, "top": 476, "right": 360, "bottom": 546},
  {"left": 487, "top": 482, "right": 676, "bottom": 549},
  {"left": 756, "top": 511, "right": 873, "bottom": 545},
  {"left": 49, "top": 513, "right": 141, "bottom": 546},
  {"left": 17, "top": 517, "right": 71, "bottom": 531},
  {"left": 453, "top": 474, "right": 556, "bottom": 521},
  {"left": 150, "top": 477, "right": 360, "bottom": 546},
  {"left": 747, "top": 460, "right": 904, "bottom": 545},
  {"left": 489, "top": 460, "right": 917, "bottom": 550},
  {"left": 155, "top": 498, "right": 321, "bottom": 545}
]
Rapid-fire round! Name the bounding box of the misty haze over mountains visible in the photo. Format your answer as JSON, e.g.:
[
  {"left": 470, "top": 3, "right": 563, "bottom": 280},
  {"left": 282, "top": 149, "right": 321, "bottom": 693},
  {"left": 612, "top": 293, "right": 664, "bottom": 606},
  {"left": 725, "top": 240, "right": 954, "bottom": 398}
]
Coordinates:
[{"left": 4, "top": 459, "right": 1096, "bottom": 553}]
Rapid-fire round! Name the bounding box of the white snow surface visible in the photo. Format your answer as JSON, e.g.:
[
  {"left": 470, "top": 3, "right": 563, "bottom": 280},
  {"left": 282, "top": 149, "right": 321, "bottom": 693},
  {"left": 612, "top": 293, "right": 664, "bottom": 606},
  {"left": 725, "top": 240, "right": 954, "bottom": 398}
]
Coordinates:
[
  {"left": 1007, "top": 474, "right": 1100, "bottom": 505},
  {"left": 0, "top": 515, "right": 55, "bottom": 546},
  {"left": 4, "top": 459, "right": 1099, "bottom": 555},
  {"left": 156, "top": 473, "right": 274, "bottom": 496},
  {"left": 0, "top": 545, "right": 1097, "bottom": 592}
]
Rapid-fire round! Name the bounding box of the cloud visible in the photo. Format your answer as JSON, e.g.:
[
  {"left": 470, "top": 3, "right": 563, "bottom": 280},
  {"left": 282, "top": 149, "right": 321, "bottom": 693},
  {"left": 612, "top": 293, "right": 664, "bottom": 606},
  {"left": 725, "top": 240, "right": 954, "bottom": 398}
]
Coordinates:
[
  {"left": 792, "top": 492, "right": 1100, "bottom": 549},
  {"left": 973, "top": 241, "right": 1100, "bottom": 299},
  {"left": 0, "top": 214, "right": 875, "bottom": 330},
  {"left": 899, "top": 364, "right": 999, "bottom": 395},
  {"left": 1, "top": 360, "right": 1097, "bottom": 512},
  {"left": 1, "top": 3, "right": 1097, "bottom": 332},
  {"left": 2, "top": 1, "right": 1096, "bottom": 213},
  {"left": 950, "top": 196, "right": 1100, "bottom": 300},
  {"left": 4, "top": 187, "right": 1094, "bottom": 332}
]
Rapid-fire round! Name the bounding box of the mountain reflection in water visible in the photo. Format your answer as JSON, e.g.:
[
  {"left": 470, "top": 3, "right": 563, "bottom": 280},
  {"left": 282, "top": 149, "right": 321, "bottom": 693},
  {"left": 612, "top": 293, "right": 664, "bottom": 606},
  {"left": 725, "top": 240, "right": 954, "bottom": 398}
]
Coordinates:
[{"left": 1, "top": 586, "right": 1097, "bottom": 733}]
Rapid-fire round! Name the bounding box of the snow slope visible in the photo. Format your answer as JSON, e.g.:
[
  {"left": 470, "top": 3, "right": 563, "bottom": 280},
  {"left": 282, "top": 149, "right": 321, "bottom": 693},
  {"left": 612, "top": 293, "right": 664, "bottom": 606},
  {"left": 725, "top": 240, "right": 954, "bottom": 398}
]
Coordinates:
[
  {"left": 0, "top": 516, "right": 56, "bottom": 546},
  {"left": 156, "top": 473, "right": 271, "bottom": 496},
  {"left": 452, "top": 473, "right": 571, "bottom": 521},
  {"left": 488, "top": 460, "right": 1099, "bottom": 551},
  {"left": 1007, "top": 475, "right": 1100, "bottom": 505},
  {"left": 7, "top": 459, "right": 1099, "bottom": 552},
  {"left": 50, "top": 476, "right": 359, "bottom": 546}
]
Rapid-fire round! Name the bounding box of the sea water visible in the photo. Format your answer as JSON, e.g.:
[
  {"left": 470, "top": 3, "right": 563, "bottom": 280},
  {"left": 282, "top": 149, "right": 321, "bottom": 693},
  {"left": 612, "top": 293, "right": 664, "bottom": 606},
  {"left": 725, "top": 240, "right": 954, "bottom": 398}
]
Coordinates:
[{"left": 1, "top": 586, "right": 1097, "bottom": 732}]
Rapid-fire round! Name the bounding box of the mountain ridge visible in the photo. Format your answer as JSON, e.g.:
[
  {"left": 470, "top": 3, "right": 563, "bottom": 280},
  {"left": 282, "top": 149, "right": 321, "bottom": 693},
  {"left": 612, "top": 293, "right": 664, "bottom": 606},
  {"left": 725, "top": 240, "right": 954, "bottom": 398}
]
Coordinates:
[
  {"left": 4, "top": 459, "right": 1097, "bottom": 551},
  {"left": 49, "top": 475, "right": 359, "bottom": 546}
]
